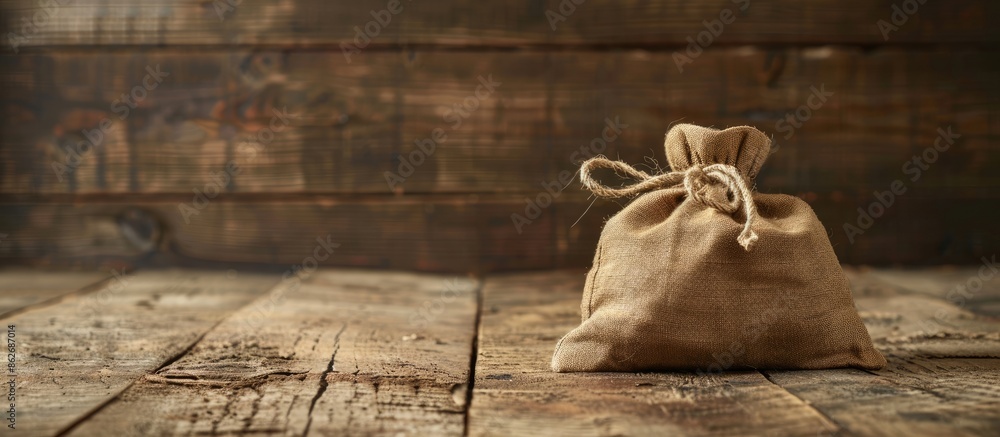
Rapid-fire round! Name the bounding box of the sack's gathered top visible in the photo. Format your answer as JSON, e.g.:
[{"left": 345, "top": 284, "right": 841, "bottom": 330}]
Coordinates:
[{"left": 552, "top": 123, "right": 886, "bottom": 373}]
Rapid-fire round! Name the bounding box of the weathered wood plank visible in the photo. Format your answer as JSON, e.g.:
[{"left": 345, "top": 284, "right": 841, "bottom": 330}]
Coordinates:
[
  {"left": 813, "top": 197, "right": 1000, "bottom": 266},
  {"left": 2, "top": 48, "right": 997, "bottom": 196},
  {"left": 0, "top": 204, "right": 157, "bottom": 265},
  {"left": 66, "top": 270, "right": 479, "bottom": 436},
  {"left": 764, "top": 269, "right": 1000, "bottom": 437},
  {"left": 1, "top": 269, "right": 280, "bottom": 435},
  {"left": 858, "top": 294, "right": 1000, "bottom": 359},
  {"left": 468, "top": 270, "right": 842, "bottom": 436},
  {"left": 0, "top": 268, "right": 108, "bottom": 317},
  {"left": 0, "top": 196, "right": 619, "bottom": 273},
  {"left": 843, "top": 268, "right": 1000, "bottom": 359},
  {"left": 865, "top": 265, "right": 1000, "bottom": 317},
  {"left": 767, "top": 357, "right": 1000, "bottom": 437},
  {"left": 1, "top": 0, "right": 997, "bottom": 49},
  {"left": 3, "top": 192, "right": 998, "bottom": 273}
]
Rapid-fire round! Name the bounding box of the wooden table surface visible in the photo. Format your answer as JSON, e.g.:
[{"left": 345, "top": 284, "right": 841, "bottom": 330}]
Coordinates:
[{"left": 2, "top": 266, "right": 998, "bottom": 436}]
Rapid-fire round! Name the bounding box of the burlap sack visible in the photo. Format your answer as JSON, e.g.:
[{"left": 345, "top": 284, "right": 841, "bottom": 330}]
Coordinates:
[{"left": 552, "top": 123, "right": 885, "bottom": 372}]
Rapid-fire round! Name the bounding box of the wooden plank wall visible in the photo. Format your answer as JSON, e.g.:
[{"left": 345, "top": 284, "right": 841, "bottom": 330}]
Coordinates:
[{"left": 1, "top": 1, "right": 998, "bottom": 272}]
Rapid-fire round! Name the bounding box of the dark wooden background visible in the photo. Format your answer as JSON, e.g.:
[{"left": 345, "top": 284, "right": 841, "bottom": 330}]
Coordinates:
[{"left": 1, "top": 0, "right": 998, "bottom": 273}]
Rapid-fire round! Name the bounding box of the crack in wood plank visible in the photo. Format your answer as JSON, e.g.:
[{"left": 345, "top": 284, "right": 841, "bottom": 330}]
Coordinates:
[
  {"left": 14, "top": 267, "right": 999, "bottom": 435},
  {"left": 2, "top": 269, "right": 284, "bottom": 436},
  {"left": 302, "top": 322, "right": 347, "bottom": 437},
  {"left": 62, "top": 270, "right": 479, "bottom": 436}
]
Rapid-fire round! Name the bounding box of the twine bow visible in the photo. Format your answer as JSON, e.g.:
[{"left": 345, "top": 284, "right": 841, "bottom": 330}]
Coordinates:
[{"left": 580, "top": 156, "right": 760, "bottom": 251}]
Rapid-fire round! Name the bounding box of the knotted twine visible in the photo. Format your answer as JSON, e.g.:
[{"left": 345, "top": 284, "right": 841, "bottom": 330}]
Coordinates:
[{"left": 579, "top": 156, "right": 759, "bottom": 251}]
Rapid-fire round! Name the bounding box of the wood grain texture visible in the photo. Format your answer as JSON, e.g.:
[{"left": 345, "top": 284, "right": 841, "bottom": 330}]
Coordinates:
[
  {"left": 2, "top": 48, "right": 997, "bottom": 196},
  {"left": 0, "top": 269, "right": 280, "bottom": 436},
  {"left": 865, "top": 266, "right": 1000, "bottom": 317},
  {"left": 0, "top": 268, "right": 108, "bottom": 317},
  {"left": 0, "top": 196, "right": 619, "bottom": 273},
  {"left": 845, "top": 266, "right": 1000, "bottom": 359},
  {"left": 766, "top": 358, "right": 1000, "bottom": 437},
  {"left": 467, "top": 270, "right": 842, "bottom": 437},
  {"left": 2, "top": 45, "right": 997, "bottom": 270},
  {"left": 1, "top": 0, "right": 997, "bottom": 49},
  {"left": 763, "top": 267, "right": 1000, "bottom": 437},
  {"left": 858, "top": 293, "right": 1000, "bottom": 359},
  {"left": 0, "top": 203, "right": 157, "bottom": 265},
  {"left": 1, "top": 267, "right": 997, "bottom": 435},
  {"left": 2, "top": 193, "right": 997, "bottom": 272},
  {"left": 810, "top": 196, "right": 1000, "bottom": 266},
  {"left": 66, "top": 270, "right": 479, "bottom": 436},
  {"left": 1, "top": 4, "right": 997, "bottom": 273}
]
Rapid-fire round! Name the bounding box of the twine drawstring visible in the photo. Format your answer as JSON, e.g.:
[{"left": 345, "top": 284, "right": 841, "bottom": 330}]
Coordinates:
[{"left": 580, "top": 156, "right": 760, "bottom": 251}]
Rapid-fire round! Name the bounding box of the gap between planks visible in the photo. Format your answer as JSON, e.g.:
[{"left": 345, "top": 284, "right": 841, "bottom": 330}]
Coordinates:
[
  {"left": 759, "top": 369, "right": 846, "bottom": 431},
  {"left": 1, "top": 269, "right": 284, "bottom": 436},
  {"left": 0, "top": 268, "right": 487, "bottom": 436},
  {"left": 8, "top": 267, "right": 999, "bottom": 436},
  {"left": 462, "top": 280, "right": 486, "bottom": 437},
  {"left": 61, "top": 270, "right": 481, "bottom": 436},
  {"left": 55, "top": 301, "right": 258, "bottom": 436},
  {"left": 467, "top": 271, "right": 843, "bottom": 436},
  {"left": 467, "top": 269, "right": 1000, "bottom": 437}
]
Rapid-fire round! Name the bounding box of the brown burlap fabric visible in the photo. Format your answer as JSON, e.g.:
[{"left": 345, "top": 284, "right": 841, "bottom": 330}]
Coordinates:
[{"left": 552, "top": 124, "right": 885, "bottom": 372}]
